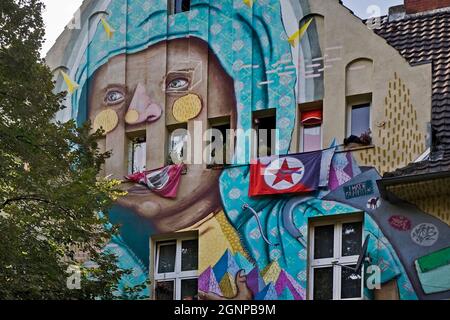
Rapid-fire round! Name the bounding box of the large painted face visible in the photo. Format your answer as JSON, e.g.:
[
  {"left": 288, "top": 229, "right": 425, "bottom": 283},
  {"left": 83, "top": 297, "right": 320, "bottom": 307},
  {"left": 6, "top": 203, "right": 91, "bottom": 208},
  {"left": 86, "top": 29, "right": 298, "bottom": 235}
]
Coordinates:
[{"left": 88, "top": 38, "right": 236, "bottom": 233}]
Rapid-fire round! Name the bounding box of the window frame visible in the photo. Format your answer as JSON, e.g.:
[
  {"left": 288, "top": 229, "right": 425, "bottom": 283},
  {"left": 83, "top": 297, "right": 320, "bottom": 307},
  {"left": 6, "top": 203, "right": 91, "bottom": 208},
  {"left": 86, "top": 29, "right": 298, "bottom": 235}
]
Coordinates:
[
  {"left": 252, "top": 110, "right": 277, "bottom": 158},
  {"left": 128, "top": 135, "right": 147, "bottom": 175},
  {"left": 154, "top": 236, "right": 198, "bottom": 300},
  {"left": 207, "top": 120, "right": 231, "bottom": 168},
  {"left": 300, "top": 123, "right": 323, "bottom": 153},
  {"left": 347, "top": 102, "right": 372, "bottom": 138},
  {"left": 308, "top": 215, "right": 364, "bottom": 301},
  {"left": 167, "top": 125, "right": 189, "bottom": 165}
]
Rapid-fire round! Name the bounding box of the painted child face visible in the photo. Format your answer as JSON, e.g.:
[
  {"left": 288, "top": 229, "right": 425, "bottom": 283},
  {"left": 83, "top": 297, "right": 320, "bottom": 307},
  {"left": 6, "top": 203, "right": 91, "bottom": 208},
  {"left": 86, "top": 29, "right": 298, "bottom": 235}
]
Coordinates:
[{"left": 88, "top": 38, "right": 236, "bottom": 233}]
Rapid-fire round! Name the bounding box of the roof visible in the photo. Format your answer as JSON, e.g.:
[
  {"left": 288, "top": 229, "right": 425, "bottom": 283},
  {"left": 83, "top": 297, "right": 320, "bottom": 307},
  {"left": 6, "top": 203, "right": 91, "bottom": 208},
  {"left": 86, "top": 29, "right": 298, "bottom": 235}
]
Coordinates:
[
  {"left": 374, "top": 8, "right": 450, "bottom": 177},
  {"left": 384, "top": 150, "right": 450, "bottom": 177}
]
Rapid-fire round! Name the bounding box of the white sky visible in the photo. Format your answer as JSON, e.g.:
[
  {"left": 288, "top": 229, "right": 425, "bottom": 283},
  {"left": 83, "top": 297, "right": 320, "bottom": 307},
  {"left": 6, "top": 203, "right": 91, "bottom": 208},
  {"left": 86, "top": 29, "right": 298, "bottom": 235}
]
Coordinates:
[
  {"left": 42, "top": 0, "right": 83, "bottom": 56},
  {"left": 41, "top": 0, "right": 402, "bottom": 56}
]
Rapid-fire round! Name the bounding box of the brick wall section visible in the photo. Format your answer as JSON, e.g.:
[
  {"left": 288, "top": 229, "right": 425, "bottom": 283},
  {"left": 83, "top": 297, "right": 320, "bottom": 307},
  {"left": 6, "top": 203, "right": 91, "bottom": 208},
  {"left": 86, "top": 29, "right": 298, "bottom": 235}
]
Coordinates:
[{"left": 405, "top": 0, "right": 450, "bottom": 14}]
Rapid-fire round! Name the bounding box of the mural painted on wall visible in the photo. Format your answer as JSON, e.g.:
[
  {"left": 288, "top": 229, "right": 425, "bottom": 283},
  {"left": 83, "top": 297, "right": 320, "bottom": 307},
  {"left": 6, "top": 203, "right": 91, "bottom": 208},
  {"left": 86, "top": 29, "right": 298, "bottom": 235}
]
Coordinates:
[{"left": 53, "top": 0, "right": 450, "bottom": 300}]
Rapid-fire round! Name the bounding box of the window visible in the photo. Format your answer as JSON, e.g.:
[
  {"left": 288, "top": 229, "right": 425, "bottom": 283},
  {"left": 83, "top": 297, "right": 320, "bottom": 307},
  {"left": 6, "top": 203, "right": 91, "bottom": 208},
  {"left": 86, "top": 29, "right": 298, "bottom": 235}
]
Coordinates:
[
  {"left": 154, "top": 237, "right": 198, "bottom": 300},
  {"left": 349, "top": 103, "right": 371, "bottom": 137},
  {"left": 128, "top": 136, "right": 146, "bottom": 174},
  {"left": 309, "top": 216, "right": 364, "bottom": 300},
  {"left": 253, "top": 111, "right": 276, "bottom": 157},
  {"left": 169, "top": 0, "right": 190, "bottom": 15},
  {"left": 300, "top": 109, "right": 322, "bottom": 152},
  {"left": 208, "top": 121, "right": 231, "bottom": 167},
  {"left": 168, "top": 126, "right": 189, "bottom": 165}
]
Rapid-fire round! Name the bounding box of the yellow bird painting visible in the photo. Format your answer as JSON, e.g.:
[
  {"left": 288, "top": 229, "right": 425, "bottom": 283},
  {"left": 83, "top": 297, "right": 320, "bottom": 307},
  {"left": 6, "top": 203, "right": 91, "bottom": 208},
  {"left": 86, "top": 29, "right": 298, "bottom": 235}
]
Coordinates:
[
  {"left": 60, "top": 71, "right": 79, "bottom": 94},
  {"left": 243, "top": 0, "right": 253, "bottom": 8},
  {"left": 101, "top": 17, "right": 115, "bottom": 39},
  {"left": 288, "top": 18, "right": 313, "bottom": 47}
]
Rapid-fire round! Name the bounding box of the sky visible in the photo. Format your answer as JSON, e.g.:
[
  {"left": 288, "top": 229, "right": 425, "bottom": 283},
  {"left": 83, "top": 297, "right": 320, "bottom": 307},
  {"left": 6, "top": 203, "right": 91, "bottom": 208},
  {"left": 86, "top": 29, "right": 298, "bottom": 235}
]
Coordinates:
[
  {"left": 41, "top": 0, "right": 404, "bottom": 56},
  {"left": 343, "top": 0, "right": 403, "bottom": 18}
]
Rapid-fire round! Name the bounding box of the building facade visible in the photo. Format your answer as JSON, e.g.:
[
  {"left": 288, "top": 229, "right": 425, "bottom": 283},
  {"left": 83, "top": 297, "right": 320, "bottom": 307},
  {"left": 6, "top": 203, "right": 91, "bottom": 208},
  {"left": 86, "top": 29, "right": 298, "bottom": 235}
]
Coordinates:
[{"left": 46, "top": 0, "right": 450, "bottom": 300}]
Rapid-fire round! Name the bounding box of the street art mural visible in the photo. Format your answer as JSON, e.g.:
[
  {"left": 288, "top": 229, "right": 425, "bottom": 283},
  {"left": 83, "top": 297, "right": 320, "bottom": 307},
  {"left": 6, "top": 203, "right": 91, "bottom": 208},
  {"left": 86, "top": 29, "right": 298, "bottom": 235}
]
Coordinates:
[{"left": 53, "top": 0, "right": 450, "bottom": 300}]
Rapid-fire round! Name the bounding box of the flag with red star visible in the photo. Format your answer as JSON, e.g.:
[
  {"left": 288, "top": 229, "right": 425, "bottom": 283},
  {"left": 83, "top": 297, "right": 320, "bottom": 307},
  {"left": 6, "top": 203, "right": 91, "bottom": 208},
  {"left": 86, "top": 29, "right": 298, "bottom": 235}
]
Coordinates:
[{"left": 249, "top": 151, "right": 323, "bottom": 197}]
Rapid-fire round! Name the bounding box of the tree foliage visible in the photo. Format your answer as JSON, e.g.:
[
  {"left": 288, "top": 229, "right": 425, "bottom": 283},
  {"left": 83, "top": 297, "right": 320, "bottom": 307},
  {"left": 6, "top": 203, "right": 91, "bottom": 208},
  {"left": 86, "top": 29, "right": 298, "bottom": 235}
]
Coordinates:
[{"left": 0, "top": 0, "right": 142, "bottom": 299}]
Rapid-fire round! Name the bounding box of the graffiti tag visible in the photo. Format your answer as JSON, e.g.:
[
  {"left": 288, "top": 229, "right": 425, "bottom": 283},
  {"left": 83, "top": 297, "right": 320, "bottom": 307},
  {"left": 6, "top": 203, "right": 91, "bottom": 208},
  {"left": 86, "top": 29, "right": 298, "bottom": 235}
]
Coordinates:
[
  {"left": 411, "top": 223, "right": 439, "bottom": 247},
  {"left": 344, "top": 180, "right": 374, "bottom": 199},
  {"left": 389, "top": 215, "right": 412, "bottom": 231}
]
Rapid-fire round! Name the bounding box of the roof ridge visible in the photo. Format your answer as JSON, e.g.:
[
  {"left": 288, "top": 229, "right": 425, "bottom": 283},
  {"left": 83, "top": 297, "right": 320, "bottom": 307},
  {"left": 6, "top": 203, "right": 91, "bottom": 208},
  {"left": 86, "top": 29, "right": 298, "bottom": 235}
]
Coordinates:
[
  {"left": 370, "top": 7, "right": 450, "bottom": 26},
  {"left": 405, "top": 6, "right": 450, "bottom": 19}
]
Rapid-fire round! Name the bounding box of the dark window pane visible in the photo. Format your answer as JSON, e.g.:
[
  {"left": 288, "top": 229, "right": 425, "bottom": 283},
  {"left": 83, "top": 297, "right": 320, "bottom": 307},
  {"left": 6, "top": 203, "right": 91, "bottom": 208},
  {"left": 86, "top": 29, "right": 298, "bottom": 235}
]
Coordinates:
[
  {"left": 341, "top": 266, "right": 362, "bottom": 299},
  {"left": 342, "top": 222, "right": 362, "bottom": 257},
  {"left": 314, "top": 225, "right": 334, "bottom": 259},
  {"left": 209, "top": 123, "right": 230, "bottom": 166},
  {"left": 255, "top": 115, "right": 276, "bottom": 156},
  {"left": 313, "top": 267, "right": 333, "bottom": 300},
  {"left": 351, "top": 104, "right": 370, "bottom": 137},
  {"left": 181, "top": 0, "right": 191, "bottom": 12},
  {"left": 157, "top": 243, "right": 176, "bottom": 273},
  {"left": 181, "top": 240, "right": 198, "bottom": 271},
  {"left": 174, "top": 0, "right": 190, "bottom": 14},
  {"left": 181, "top": 279, "right": 198, "bottom": 300},
  {"left": 155, "top": 281, "right": 174, "bottom": 300},
  {"left": 303, "top": 125, "right": 322, "bottom": 152}
]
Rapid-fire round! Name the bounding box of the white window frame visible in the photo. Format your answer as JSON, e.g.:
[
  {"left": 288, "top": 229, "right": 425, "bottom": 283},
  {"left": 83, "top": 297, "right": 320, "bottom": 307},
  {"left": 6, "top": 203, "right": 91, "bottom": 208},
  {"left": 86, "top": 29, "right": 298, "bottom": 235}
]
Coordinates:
[
  {"left": 154, "top": 236, "right": 198, "bottom": 300},
  {"left": 347, "top": 102, "right": 372, "bottom": 137},
  {"left": 308, "top": 215, "right": 364, "bottom": 300},
  {"left": 300, "top": 123, "right": 323, "bottom": 152}
]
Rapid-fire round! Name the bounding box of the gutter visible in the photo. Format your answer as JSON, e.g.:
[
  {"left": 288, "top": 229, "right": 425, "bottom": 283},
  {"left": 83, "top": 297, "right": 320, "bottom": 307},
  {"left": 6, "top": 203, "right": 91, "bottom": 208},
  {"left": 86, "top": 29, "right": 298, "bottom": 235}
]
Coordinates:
[{"left": 377, "top": 170, "right": 450, "bottom": 200}]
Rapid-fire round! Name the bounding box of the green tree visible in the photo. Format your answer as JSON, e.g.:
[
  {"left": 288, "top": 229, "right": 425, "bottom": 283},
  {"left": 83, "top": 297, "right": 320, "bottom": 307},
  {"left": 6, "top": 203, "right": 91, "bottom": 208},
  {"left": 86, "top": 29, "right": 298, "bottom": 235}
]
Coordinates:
[{"left": 0, "top": 0, "right": 143, "bottom": 299}]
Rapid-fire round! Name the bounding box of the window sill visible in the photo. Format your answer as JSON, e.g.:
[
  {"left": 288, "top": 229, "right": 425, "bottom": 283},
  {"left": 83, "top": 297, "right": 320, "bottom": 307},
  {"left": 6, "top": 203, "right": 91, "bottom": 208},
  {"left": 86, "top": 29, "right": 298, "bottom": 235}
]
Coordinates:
[{"left": 336, "top": 144, "right": 375, "bottom": 153}]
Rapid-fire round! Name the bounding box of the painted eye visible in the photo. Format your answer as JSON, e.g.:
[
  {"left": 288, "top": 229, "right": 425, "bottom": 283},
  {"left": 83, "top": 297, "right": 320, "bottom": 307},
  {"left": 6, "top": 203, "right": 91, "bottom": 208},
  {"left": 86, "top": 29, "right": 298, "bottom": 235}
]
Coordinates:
[
  {"left": 105, "top": 90, "right": 125, "bottom": 105},
  {"left": 167, "top": 78, "right": 189, "bottom": 91}
]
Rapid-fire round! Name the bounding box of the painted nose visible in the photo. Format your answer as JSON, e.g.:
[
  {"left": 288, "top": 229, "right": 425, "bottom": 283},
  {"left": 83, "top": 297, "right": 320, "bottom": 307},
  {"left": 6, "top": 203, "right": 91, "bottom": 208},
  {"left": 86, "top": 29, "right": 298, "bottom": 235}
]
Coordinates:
[{"left": 125, "top": 83, "right": 162, "bottom": 125}]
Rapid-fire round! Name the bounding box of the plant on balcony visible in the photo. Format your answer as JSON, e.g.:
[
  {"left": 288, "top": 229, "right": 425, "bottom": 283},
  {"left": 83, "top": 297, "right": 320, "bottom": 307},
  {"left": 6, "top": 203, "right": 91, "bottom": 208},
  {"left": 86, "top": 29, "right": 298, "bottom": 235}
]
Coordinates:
[{"left": 344, "top": 129, "right": 373, "bottom": 147}]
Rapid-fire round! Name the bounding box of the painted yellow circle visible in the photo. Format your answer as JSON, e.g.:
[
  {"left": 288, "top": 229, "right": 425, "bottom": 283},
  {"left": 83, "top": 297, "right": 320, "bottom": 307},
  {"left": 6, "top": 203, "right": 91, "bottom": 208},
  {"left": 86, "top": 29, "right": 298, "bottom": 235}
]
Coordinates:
[
  {"left": 125, "top": 109, "right": 140, "bottom": 124},
  {"left": 172, "top": 94, "right": 202, "bottom": 123},
  {"left": 93, "top": 109, "right": 119, "bottom": 134}
]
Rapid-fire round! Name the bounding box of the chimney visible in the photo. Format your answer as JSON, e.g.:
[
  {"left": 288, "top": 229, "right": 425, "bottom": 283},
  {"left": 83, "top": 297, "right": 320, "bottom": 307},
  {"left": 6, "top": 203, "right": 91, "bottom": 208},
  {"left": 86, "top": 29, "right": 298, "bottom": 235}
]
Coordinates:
[
  {"left": 388, "top": 5, "right": 406, "bottom": 22},
  {"left": 404, "top": 0, "right": 450, "bottom": 14}
]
